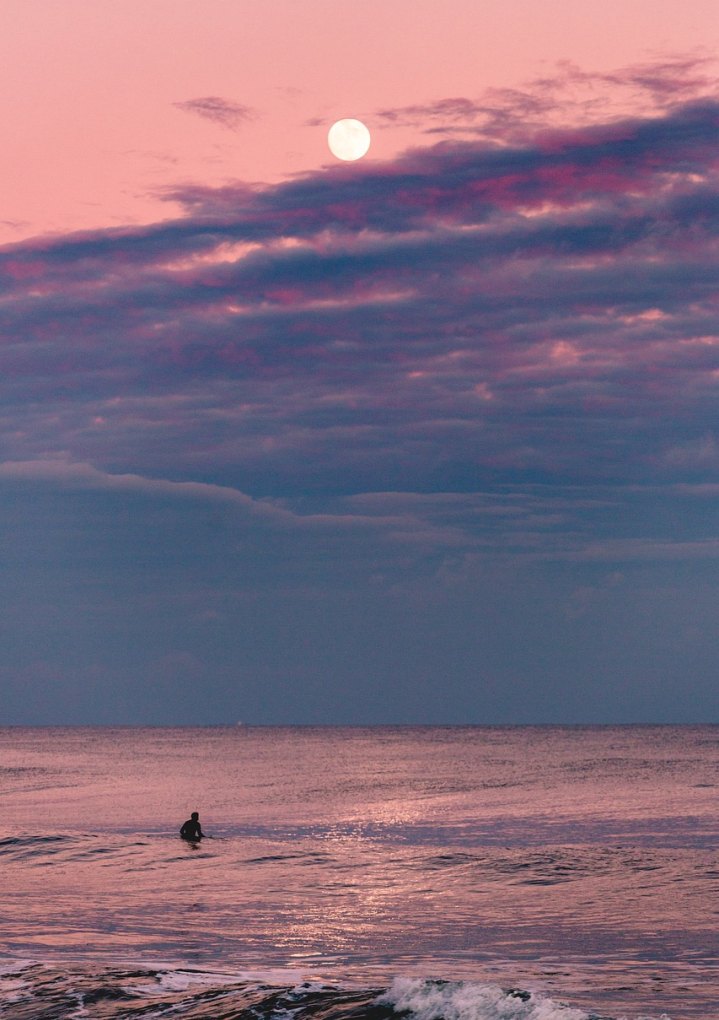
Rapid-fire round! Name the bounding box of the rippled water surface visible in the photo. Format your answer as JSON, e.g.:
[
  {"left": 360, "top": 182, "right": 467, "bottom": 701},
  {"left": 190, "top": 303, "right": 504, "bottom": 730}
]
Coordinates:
[{"left": 1, "top": 726, "right": 718, "bottom": 1019}]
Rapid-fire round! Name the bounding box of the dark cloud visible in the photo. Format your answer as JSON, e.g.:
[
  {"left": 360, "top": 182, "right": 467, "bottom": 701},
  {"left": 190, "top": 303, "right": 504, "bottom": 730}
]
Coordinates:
[
  {"left": 173, "top": 96, "right": 257, "bottom": 130},
  {"left": 1, "top": 98, "right": 717, "bottom": 494},
  {"left": 557, "top": 54, "right": 718, "bottom": 104},
  {"left": 1, "top": 63, "right": 719, "bottom": 722},
  {"left": 375, "top": 96, "right": 492, "bottom": 128},
  {"left": 375, "top": 56, "right": 719, "bottom": 142}
]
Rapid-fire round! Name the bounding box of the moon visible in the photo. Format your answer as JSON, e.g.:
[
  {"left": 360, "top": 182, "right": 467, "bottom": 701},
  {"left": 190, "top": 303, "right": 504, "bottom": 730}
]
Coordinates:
[{"left": 328, "top": 119, "right": 371, "bottom": 161}]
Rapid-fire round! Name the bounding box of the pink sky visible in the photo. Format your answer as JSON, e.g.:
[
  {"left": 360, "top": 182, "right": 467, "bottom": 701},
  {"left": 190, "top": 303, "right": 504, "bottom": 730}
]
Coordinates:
[
  {"left": 1, "top": 0, "right": 717, "bottom": 242},
  {"left": 1, "top": 2, "right": 719, "bottom": 729}
]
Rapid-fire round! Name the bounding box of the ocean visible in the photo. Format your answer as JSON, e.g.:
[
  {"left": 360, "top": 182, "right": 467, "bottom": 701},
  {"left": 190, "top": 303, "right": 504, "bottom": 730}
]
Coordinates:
[{"left": 1, "top": 725, "right": 717, "bottom": 1019}]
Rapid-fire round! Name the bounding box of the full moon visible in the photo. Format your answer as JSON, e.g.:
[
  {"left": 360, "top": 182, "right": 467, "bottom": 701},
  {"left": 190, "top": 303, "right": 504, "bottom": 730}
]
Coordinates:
[{"left": 328, "top": 119, "right": 371, "bottom": 161}]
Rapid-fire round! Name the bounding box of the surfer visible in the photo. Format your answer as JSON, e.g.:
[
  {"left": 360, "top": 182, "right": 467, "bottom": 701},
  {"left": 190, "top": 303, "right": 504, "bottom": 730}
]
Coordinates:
[{"left": 180, "top": 811, "right": 204, "bottom": 841}]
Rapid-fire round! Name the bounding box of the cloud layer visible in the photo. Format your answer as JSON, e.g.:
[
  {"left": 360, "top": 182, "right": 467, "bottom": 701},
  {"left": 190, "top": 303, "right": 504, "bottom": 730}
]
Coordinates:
[
  {"left": 1, "top": 62, "right": 719, "bottom": 721},
  {"left": 2, "top": 89, "right": 718, "bottom": 507}
]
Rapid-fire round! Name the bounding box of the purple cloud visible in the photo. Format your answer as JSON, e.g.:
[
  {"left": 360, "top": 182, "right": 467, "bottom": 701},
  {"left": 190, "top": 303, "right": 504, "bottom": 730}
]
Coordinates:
[
  {"left": 173, "top": 96, "right": 257, "bottom": 130},
  {"left": 1, "top": 66, "right": 718, "bottom": 572},
  {"left": 373, "top": 57, "right": 719, "bottom": 148}
]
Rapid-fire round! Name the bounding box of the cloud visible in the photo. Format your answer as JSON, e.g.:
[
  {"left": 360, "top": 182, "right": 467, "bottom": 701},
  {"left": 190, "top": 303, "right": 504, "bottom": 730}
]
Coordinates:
[
  {"left": 375, "top": 96, "right": 492, "bottom": 128},
  {"left": 4, "top": 58, "right": 719, "bottom": 723},
  {"left": 0, "top": 458, "right": 287, "bottom": 519},
  {"left": 374, "top": 55, "right": 719, "bottom": 140},
  {"left": 0, "top": 457, "right": 473, "bottom": 566},
  {"left": 173, "top": 96, "right": 257, "bottom": 130},
  {"left": 0, "top": 63, "right": 718, "bottom": 572}
]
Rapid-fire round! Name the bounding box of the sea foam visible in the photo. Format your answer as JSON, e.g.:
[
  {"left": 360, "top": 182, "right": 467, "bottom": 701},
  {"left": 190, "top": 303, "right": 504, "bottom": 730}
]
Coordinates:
[{"left": 379, "top": 978, "right": 593, "bottom": 1020}]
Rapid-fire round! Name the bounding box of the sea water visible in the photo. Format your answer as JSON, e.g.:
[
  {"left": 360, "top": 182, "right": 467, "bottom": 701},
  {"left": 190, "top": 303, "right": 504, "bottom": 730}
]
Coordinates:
[{"left": 1, "top": 725, "right": 717, "bottom": 1019}]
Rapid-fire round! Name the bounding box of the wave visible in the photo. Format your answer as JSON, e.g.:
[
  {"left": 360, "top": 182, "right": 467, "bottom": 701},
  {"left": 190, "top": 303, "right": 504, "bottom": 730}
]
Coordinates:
[{"left": 0, "top": 964, "right": 671, "bottom": 1020}]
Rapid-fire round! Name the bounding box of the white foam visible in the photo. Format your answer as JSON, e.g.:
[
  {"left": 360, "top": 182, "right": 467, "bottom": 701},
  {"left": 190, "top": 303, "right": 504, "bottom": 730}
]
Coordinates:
[
  {"left": 378, "top": 978, "right": 590, "bottom": 1020},
  {"left": 124, "top": 965, "right": 324, "bottom": 996}
]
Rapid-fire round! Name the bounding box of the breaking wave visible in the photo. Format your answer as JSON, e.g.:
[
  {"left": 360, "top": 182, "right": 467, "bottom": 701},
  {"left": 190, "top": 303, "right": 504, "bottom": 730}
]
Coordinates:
[{"left": 0, "top": 965, "right": 671, "bottom": 1020}]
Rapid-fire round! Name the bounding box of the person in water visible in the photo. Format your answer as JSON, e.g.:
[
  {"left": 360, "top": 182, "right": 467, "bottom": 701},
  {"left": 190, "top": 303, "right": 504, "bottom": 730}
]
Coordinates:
[{"left": 180, "top": 811, "right": 204, "bottom": 840}]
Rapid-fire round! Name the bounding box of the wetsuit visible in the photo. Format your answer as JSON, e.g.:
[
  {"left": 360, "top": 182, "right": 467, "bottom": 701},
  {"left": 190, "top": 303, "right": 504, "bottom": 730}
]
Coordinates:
[{"left": 180, "top": 817, "right": 204, "bottom": 840}]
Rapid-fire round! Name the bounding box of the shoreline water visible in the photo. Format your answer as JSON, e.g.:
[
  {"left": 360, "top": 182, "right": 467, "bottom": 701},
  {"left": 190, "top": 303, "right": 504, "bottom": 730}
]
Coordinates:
[
  {"left": 2, "top": 726, "right": 716, "bottom": 1019},
  {"left": 0, "top": 963, "right": 636, "bottom": 1020}
]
